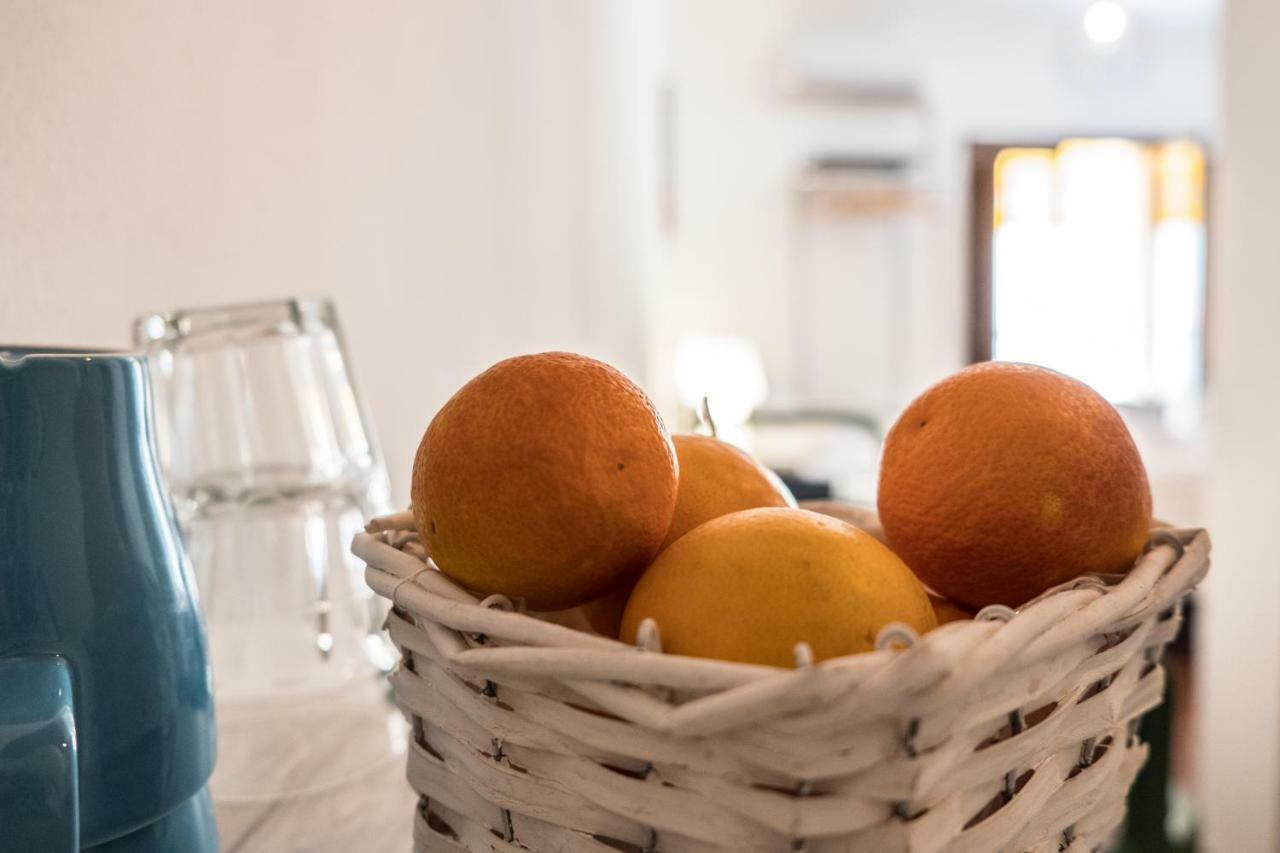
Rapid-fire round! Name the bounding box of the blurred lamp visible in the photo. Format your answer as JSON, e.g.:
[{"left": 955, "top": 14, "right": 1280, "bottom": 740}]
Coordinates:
[
  {"left": 674, "top": 336, "right": 768, "bottom": 441},
  {"left": 1082, "top": 1, "right": 1128, "bottom": 46}
]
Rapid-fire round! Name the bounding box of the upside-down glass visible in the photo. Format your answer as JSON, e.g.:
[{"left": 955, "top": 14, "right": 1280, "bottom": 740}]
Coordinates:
[{"left": 134, "top": 298, "right": 402, "bottom": 801}]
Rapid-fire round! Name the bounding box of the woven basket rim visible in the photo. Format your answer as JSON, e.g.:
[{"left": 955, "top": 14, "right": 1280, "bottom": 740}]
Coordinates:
[{"left": 355, "top": 511, "right": 1209, "bottom": 687}]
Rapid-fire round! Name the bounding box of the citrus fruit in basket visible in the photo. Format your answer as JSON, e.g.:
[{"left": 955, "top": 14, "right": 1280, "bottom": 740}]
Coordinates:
[
  {"left": 662, "top": 434, "right": 795, "bottom": 549},
  {"left": 799, "top": 499, "right": 886, "bottom": 543},
  {"left": 578, "top": 583, "right": 632, "bottom": 636},
  {"left": 877, "top": 362, "right": 1152, "bottom": 610},
  {"left": 929, "top": 593, "right": 974, "bottom": 626},
  {"left": 619, "top": 507, "right": 936, "bottom": 666},
  {"left": 578, "top": 433, "right": 794, "bottom": 636},
  {"left": 411, "top": 352, "right": 678, "bottom": 610}
]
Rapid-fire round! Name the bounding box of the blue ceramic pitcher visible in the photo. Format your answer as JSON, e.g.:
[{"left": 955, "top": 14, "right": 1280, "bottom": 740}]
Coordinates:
[{"left": 0, "top": 348, "right": 218, "bottom": 852}]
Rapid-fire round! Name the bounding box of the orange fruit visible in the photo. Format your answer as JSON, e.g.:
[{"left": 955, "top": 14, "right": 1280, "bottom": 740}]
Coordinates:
[
  {"left": 578, "top": 434, "right": 793, "bottom": 637},
  {"left": 620, "top": 507, "right": 936, "bottom": 666},
  {"left": 929, "top": 594, "right": 974, "bottom": 626},
  {"left": 411, "top": 352, "right": 678, "bottom": 610},
  {"left": 877, "top": 362, "right": 1152, "bottom": 609},
  {"left": 578, "top": 584, "right": 632, "bottom": 637},
  {"left": 799, "top": 500, "right": 886, "bottom": 544},
  {"left": 662, "top": 434, "right": 794, "bottom": 549}
]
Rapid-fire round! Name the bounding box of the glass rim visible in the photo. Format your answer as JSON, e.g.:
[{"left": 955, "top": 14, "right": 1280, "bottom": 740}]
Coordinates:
[{"left": 134, "top": 297, "right": 337, "bottom": 345}]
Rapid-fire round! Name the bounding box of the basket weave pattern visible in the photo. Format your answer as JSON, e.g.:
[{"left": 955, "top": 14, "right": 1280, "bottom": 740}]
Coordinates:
[{"left": 355, "top": 511, "right": 1209, "bottom": 853}]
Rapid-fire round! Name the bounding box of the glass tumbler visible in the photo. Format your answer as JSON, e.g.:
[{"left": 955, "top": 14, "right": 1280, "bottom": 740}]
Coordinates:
[{"left": 134, "top": 298, "right": 401, "bottom": 801}]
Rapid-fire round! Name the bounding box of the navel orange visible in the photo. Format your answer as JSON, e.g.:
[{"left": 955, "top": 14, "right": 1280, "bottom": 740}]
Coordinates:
[
  {"left": 877, "top": 362, "right": 1152, "bottom": 609},
  {"left": 411, "top": 352, "right": 678, "bottom": 610},
  {"left": 619, "top": 507, "right": 936, "bottom": 666}
]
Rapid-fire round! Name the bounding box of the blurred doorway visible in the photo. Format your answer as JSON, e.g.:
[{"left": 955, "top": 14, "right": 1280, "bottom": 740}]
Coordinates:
[
  {"left": 971, "top": 138, "right": 1210, "bottom": 851},
  {"left": 969, "top": 139, "right": 1209, "bottom": 435}
]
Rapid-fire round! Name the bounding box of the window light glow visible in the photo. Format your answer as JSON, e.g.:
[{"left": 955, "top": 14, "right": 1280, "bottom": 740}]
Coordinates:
[{"left": 991, "top": 138, "right": 1207, "bottom": 431}]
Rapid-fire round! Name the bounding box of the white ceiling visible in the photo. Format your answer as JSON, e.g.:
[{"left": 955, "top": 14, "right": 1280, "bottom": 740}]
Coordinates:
[
  {"left": 1008, "top": 0, "right": 1219, "bottom": 21},
  {"left": 799, "top": 0, "right": 1220, "bottom": 26},
  {"left": 1112, "top": 0, "right": 1219, "bottom": 14}
]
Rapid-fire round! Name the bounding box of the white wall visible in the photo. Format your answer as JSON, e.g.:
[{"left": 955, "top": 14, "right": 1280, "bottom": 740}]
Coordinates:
[
  {"left": 1198, "top": 0, "right": 1280, "bottom": 848},
  {"left": 654, "top": 0, "right": 1218, "bottom": 422},
  {"left": 0, "top": 1, "right": 658, "bottom": 502},
  {"left": 0, "top": 0, "right": 1219, "bottom": 494}
]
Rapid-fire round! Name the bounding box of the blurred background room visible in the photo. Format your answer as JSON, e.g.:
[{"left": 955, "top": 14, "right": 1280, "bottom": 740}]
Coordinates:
[{"left": 2, "top": 1, "right": 1276, "bottom": 851}]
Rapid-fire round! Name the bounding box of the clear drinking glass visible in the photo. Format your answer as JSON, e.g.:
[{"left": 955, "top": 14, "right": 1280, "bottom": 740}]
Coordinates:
[
  {"left": 135, "top": 298, "right": 390, "bottom": 512},
  {"left": 134, "top": 298, "right": 402, "bottom": 801}
]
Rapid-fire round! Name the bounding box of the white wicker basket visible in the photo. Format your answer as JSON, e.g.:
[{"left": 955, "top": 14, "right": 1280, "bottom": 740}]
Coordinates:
[{"left": 354, "top": 509, "right": 1209, "bottom": 853}]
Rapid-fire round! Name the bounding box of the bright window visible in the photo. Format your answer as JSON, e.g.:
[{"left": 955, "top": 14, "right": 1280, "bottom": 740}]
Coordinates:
[{"left": 991, "top": 139, "right": 1207, "bottom": 432}]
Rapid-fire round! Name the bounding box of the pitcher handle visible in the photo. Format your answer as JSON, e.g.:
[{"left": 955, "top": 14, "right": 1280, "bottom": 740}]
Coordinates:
[{"left": 0, "top": 655, "right": 79, "bottom": 852}]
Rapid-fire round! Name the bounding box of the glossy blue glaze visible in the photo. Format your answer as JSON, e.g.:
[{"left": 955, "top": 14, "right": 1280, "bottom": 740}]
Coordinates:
[
  {"left": 0, "top": 349, "right": 217, "bottom": 850},
  {"left": 84, "top": 789, "right": 218, "bottom": 853},
  {"left": 0, "top": 655, "right": 79, "bottom": 852}
]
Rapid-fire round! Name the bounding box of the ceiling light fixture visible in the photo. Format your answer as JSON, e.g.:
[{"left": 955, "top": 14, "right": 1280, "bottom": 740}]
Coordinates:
[{"left": 1082, "top": 0, "right": 1129, "bottom": 46}]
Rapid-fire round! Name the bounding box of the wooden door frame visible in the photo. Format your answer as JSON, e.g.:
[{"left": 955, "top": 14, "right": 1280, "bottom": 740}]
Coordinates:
[
  {"left": 967, "top": 143, "right": 1005, "bottom": 364},
  {"left": 967, "top": 139, "right": 1214, "bottom": 374}
]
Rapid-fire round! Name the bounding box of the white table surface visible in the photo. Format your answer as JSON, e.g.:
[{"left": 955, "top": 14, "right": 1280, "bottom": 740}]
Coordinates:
[
  {"left": 210, "top": 690, "right": 417, "bottom": 853},
  {"left": 215, "top": 756, "right": 415, "bottom": 853}
]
